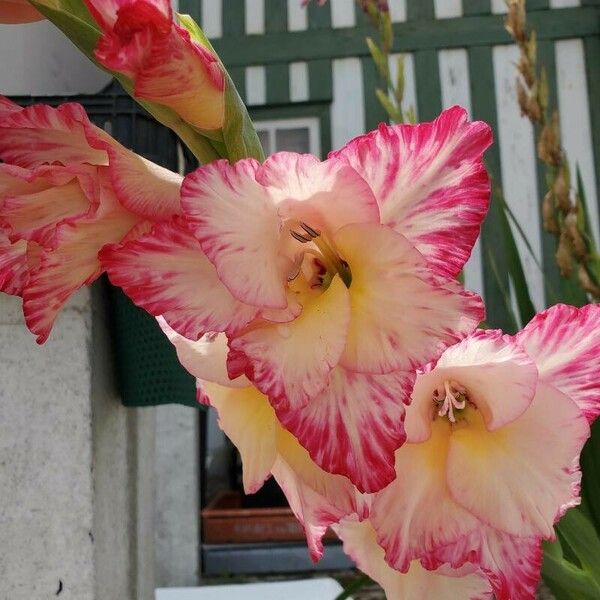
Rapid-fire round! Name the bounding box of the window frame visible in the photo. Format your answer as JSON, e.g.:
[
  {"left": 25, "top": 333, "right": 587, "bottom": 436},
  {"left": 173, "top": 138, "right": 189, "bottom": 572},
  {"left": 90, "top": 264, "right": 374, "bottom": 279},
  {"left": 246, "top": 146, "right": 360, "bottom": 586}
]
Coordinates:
[
  {"left": 250, "top": 102, "right": 332, "bottom": 159},
  {"left": 254, "top": 116, "right": 321, "bottom": 156}
]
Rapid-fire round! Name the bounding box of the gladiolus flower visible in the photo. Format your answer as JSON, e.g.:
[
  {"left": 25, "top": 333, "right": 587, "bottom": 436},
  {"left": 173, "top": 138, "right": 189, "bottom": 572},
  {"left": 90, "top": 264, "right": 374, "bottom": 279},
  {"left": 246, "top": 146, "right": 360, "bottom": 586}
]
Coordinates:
[
  {"left": 0, "top": 0, "right": 44, "bottom": 23},
  {"left": 0, "top": 97, "right": 183, "bottom": 342},
  {"left": 102, "top": 107, "right": 490, "bottom": 492},
  {"left": 158, "top": 318, "right": 368, "bottom": 561},
  {"left": 335, "top": 516, "right": 493, "bottom": 600},
  {"left": 83, "top": 0, "right": 225, "bottom": 130},
  {"left": 366, "top": 304, "right": 600, "bottom": 600}
]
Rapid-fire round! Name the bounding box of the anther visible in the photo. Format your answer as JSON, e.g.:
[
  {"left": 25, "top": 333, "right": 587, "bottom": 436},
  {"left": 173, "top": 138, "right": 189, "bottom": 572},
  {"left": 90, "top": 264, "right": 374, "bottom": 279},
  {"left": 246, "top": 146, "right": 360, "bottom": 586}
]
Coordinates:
[
  {"left": 436, "top": 380, "right": 468, "bottom": 423},
  {"left": 290, "top": 230, "right": 312, "bottom": 243},
  {"left": 300, "top": 222, "right": 321, "bottom": 238}
]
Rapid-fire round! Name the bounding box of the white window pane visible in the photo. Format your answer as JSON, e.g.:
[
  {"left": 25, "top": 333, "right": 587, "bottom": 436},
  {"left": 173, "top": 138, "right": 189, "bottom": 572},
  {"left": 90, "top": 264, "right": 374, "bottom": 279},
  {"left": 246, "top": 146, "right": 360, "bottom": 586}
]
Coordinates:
[
  {"left": 275, "top": 128, "right": 311, "bottom": 153},
  {"left": 257, "top": 129, "right": 270, "bottom": 154}
]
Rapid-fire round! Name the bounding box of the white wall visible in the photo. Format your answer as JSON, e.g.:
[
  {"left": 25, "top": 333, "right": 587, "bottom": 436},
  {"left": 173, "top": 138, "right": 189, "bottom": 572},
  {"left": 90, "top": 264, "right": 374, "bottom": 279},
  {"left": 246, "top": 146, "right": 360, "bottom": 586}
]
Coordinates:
[
  {"left": 0, "top": 21, "right": 110, "bottom": 96},
  {"left": 0, "top": 292, "right": 96, "bottom": 599}
]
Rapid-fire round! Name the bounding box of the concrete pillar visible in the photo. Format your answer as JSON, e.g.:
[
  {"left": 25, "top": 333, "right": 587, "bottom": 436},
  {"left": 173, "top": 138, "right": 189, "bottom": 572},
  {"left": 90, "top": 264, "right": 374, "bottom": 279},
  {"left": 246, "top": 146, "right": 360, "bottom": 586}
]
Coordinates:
[
  {"left": 154, "top": 405, "right": 199, "bottom": 588},
  {"left": 0, "top": 286, "right": 158, "bottom": 600}
]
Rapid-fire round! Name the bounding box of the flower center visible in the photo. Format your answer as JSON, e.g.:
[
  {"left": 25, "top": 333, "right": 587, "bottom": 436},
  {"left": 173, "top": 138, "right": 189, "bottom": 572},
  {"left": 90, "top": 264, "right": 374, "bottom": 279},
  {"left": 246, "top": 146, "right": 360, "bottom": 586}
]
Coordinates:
[
  {"left": 432, "top": 380, "right": 469, "bottom": 423},
  {"left": 289, "top": 222, "right": 352, "bottom": 288}
]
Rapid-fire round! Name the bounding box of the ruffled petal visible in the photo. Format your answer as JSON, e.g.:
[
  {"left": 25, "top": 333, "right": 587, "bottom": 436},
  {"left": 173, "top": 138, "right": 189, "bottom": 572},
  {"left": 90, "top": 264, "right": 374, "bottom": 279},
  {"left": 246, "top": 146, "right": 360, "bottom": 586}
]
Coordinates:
[
  {"left": 0, "top": 96, "right": 22, "bottom": 118},
  {"left": 82, "top": 0, "right": 124, "bottom": 29},
  {"left": 331, "top": 106, "right": 491, "bottom": 278},
  {"left": 228, "top": 275, "right": 351, "bottom": 410},
  {"left": 272, "top": 427, "right": 365, "bottom": 561},
  {"left": 101, "top": 144, "right": 183, "bottom": 220},
  {"left": 515, "top": 304, "right": 600, "bottom": 423},
  {"left": 182, "top": 159, "right": 288, "bottom": 309},
  {"left": 0, "top": 0, "right": 44, "bottom": 24},
  {"left": 334, "top": 223, "right": 484, "bottom": 374},
  {"left": 83, "top": 0, "right": 170, "bottom": 30},
  {"left": 258, "top": 153, "right": 380, "bottom": 232},
  {"left": 205, "top": 383, "right": 278, "bottom": 494},
  {"left": 1, "top": 166, "right": 95, "bottom": 244},
  {"left": 100, "top": 219, "right": 259, "bottom": 340},
  {"left": 406, "top": 330, "right": 538, "bottom": 443},
  {"left": 422, "top": 527, "right": 542, "bottom": 600},
  {"left": 157, "top": 317, "right": 249, "bottom": 388},
  {"left": 370, "top": 419, "right": 479, "bottom": 572},
  {"left": 336, "top": 517, "right": 493, "bottom": 600},
  {"left": 23, "top": 202, "right": 140, "bottom": 343},
  {"left": 277, "top": 367, "right": 413, "bottom": 493},
  {"left": 0, "top": 233, "right": 28, "bottom": 295},
  {"left": 446, "top": 383, "right": 589, "bottom": 538},
  {"left": 134, "top": 25, "right": 225, "bottom": 130},
  {"left": 0, "top": 100, "right": 107, "bottom": 168}
]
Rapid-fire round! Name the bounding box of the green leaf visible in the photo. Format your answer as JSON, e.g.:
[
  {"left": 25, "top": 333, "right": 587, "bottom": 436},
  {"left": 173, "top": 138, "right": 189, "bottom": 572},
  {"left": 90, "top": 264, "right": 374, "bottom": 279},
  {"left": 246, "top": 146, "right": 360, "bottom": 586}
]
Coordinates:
[
  {"left": 495, "top": 193, "right": 536, "bottom": 327},
  {"left": 394, "top": 55, "right": 406, "bottom": 107},
  {"left": 334, "top": 575, "right": 371, "bottom": 600},
  {"left": 581, "top": 419, "right": 600, "bottom": 536},
  {"left": 366, "top": 37, "right": 389, "bottom": 80},
  {"left": 543, "top": 541, "right": 600, "bottom": 600},
  {"left": 557, "top": 509, "right": 600, "bottom": 578},
  {"left": 375, "top": 88, "right": 401, "bottom": 123},
  {"left": 575, "top": 166, "right": 597, "bottom": 256},
  {"left": 485, "top": 247, "right": 520, "bottom": 333}
]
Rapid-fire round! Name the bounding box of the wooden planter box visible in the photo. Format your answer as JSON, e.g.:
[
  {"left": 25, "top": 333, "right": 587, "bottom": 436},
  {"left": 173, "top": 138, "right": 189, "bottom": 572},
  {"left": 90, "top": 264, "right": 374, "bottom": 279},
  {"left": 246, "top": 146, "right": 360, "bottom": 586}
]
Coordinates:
[{"left": 202, "top": 490, "right": 336, "bottom": 544}]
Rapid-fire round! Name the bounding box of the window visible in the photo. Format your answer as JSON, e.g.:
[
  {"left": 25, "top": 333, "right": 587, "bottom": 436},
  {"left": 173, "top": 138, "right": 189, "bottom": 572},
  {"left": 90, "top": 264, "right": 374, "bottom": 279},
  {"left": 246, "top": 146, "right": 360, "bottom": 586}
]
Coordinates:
[{"left": 254, "top": 117, "right": 321, "bottom": 156}]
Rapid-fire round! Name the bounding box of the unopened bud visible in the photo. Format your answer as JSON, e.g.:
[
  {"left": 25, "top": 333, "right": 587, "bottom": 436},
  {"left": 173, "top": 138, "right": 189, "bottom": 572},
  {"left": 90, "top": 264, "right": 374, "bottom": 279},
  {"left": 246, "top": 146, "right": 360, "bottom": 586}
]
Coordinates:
[
  {"left": 538, "top": 114, "right": 561, "bottom": 166},
  {"left": 526, "top": 93, "right": 542, "bottom": 123},
  {"left": 505, "top": 0, "right": 526, "bottom": 43},
  {"left": 564, "top": 212, "right": 587, "bottom": 258},
  {"left": 517, "top": 80, "right": 529, "bottom": 116},
  {"left": 578, "top": 264, "right": 600, "bottom": 298},
  {"left": 553, "top": 171, "right": 571, "bottom": 213},
  {"left": 518, "top": 55, "right": 535, "bottom": 89},
  {"left": 542, "top": 191, "right": 559, "bottom": 233},
  {"left": 556, "top": 232, "right": 573, "bottom": 277}
]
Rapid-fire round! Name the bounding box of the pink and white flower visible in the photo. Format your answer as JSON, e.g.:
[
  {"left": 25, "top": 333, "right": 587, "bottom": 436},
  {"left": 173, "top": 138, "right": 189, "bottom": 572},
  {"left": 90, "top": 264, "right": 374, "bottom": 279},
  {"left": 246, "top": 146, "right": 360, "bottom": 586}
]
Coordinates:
[
  {"left": 83, "top": 0, "right": 225, "bottom": 130},
  {"left": 159, "top": 318, "right": 368, "bottom": 561},
  {"left": 0, "top": 97, "right": 183, "bottom": 342},
  {"left": 335, "top": 516, "right": 493, "bottom": 600},
  {"left": 101, "top": 107, "right": 489, "bottom": 492},
  {"left": 366, "top": 303, "right": 600, "bottom": 599}
]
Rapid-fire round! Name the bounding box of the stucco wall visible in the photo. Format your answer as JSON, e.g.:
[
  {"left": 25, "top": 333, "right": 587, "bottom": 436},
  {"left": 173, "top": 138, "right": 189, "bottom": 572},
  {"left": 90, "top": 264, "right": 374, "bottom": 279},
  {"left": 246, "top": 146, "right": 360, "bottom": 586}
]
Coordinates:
[
  {"left": 0, "top": 291, "right": 97, "bottom": 599},
  {"left": 0, "top": 21, "right": 110, "bottom": 96}
]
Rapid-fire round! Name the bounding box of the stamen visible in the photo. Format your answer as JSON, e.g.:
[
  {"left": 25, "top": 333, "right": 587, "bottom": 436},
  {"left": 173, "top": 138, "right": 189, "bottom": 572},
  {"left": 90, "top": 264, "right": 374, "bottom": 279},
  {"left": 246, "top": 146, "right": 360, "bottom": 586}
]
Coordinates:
[
  {"left": 300, "top": 222, "right": 321, "bottom": 238},
  {"left": 289, "top": 220, "right": 352, "bottom": 288},
  {"left": 290, "top": 230, "right": 312, "bottom": 243},
  {"left": 436, "top": 380, "right": 467, "bottom": 423}
]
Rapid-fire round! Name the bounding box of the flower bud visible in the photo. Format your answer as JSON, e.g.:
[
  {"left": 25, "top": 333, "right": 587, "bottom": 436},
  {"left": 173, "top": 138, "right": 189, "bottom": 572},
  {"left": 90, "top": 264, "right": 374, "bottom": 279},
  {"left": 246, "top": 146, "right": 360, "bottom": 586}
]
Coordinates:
[
  {"left": 542, "top": 191, "right": 558, "bottom": 234},
  {"left": 556, "top": 232, "right": 573, "bottom": 277},
  {"left": 84, "top": 0, "right": 225, "bottom": 130},
  {"left": 578, "top": 264, "right": 600, "bottom": 298},
  {"left": 564, "top": 212, "right": 587, "bottom": 259},
  {"left": 553, "top": 170, "right": 571, "bottom": 213}
]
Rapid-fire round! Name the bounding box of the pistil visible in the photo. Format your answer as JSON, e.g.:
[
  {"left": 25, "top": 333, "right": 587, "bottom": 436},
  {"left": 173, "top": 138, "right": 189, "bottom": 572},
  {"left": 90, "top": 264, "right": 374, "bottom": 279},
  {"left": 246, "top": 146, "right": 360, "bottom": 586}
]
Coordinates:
[{"left": 434, "top": 380, "right": 468, "bottom": 423}]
